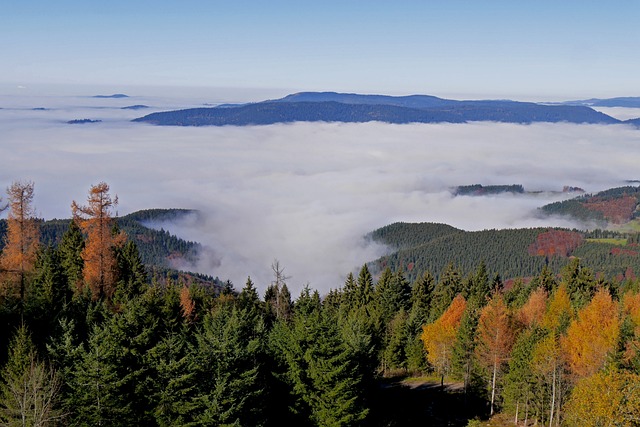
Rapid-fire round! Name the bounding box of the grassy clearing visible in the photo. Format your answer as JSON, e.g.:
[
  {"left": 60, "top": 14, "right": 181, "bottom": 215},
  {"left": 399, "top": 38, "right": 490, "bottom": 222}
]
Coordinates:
[
  {"left": 618, "top": 219, "right": 640, "bottom": 232},
  {"left": 586, "top": 238, "right": 628, "bottom": 245}
]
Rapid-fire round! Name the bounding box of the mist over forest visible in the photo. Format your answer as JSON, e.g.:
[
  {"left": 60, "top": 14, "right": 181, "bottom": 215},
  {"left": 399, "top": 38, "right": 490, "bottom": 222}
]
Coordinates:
[{"left": 1, "top": 92, "right": 639, "bottom": 294}]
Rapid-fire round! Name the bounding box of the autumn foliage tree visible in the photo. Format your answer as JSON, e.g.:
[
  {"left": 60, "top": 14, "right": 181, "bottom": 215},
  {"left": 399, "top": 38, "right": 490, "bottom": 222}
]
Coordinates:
[
  {"left": 0, "top": 181, "right": 40, "bottom": 305},
  {"left": 475, "top": 292, "right": 515, "bottom": 416},
  {"left": 71, "top": 182, "right": 125, "bottom": 300},
  {"left": 621, "top": 291, "right": 640, "bottom": 370},
  {"left": 563, "top": 369, "right": 640, "bottom": 427},
  {"left": 561, "top": 288, "right": 620, "bottom": 378},
  {"left": 517, "top": 286, "right": 548, "bottom": 328},
  {"left": 421, "top": 294, "right": 467, "bottom": 386}
]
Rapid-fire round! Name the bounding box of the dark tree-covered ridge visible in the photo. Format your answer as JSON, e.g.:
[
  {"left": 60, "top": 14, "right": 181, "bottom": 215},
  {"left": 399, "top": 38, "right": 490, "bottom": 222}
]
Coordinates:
[
  {"left": 370, "top": 222, "right": 640, "bottom": 283},
  {"left": 133, "top": 91, "right": 620, "bottom": 126}
]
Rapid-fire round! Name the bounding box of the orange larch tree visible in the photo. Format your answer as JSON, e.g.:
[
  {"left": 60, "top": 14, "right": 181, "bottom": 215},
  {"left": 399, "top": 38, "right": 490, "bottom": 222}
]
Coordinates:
[
  {"left": 561, "top": 288, "right": 620, "bottom": 378},
  {"left": 421, "top": 294, "right": 467, "bottom": 386},
  {"left": 475, "top": 292, "right": 515, "bottom": 416},
  {"left": 0, "top": 181, "right": 40, "bottom": 305},
  {"left": 518, "top": 286, "right": 548, "bottom": 328},
  {"left": 71, "top": 182, "right": 125, "bottom": 300}
]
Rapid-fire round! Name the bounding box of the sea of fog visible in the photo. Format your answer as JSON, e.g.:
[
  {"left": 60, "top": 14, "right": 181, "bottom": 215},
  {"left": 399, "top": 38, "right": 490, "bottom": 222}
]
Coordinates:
[{"left": 1, "top": 91, "right": 639, "bottom": 294}]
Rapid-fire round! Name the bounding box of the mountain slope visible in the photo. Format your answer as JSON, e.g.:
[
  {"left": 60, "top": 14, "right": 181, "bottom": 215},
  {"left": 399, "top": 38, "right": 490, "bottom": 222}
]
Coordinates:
[
  {"left": 540, "top": 186, "right": 640, "bottom": 227},
  {"left": 133, "top": 92, "right": 620, "bottom": 126},
  {"left": 369, "top": 222, "right": 640, "bottom": 283}
]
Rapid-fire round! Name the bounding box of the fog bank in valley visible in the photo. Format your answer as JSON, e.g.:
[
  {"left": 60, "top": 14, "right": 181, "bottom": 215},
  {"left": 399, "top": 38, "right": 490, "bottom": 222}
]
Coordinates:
[{"left": 1, "top": 94, "right": 639, "bottom": 294}]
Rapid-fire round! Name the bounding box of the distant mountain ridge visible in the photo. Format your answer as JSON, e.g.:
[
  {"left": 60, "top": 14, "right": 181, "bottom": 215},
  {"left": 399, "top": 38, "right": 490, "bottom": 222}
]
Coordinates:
[
  {"left": 562, "top": 97, "right": 640, "bottom": 108},
  {"left": 133, "top": 91, "right": 621, "bottom": 126},
  {"left": 93, "top": 93, "right": 129, "bottom": 99}
]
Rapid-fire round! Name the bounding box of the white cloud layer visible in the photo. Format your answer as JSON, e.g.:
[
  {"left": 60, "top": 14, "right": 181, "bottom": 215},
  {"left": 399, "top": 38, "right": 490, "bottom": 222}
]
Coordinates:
[{"left": 1, "top": 94, "right": 640, "bottom": 295}]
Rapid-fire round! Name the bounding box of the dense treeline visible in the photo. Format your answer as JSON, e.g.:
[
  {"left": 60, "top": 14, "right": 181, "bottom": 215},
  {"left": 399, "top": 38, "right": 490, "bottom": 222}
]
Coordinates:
[
  {"left": 2, "top": 181, "right": 640, "bottom": 426},
  {"left": 371, "top": 222, "right": 640, "bottom": 283},
  {"left": 454, "top": 184, "right": 525, "bottom": 196},
  {"left": 541, "top": 185, "right": 640, "bottom": 225}
]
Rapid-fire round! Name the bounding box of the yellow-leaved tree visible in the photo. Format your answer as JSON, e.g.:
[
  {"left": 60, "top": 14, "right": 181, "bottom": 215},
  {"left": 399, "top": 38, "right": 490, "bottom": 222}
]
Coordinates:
[
  {"left": 564, "top": 370, "right": 640, "bottom": 427},
  {"left": 621, "top": 290, "right": 640, "bottom": 369},
  {"left": 421, "top": 294, "right": 466, "bottom": 386},
  {"left": 541, "top": 284, "right": 573, "bottom": 334},
  {"left": 561, "top": 288, "right": 619, "bottom": 378}
]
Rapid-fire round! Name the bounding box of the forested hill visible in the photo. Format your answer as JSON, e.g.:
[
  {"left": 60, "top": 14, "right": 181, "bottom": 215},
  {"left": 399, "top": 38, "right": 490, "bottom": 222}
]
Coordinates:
[
  {"left": 0, "top": 208, "right": 221, "bottom": 288},
  {"left": 132, "top": 91, "right": 620, "bottom": 126},
  {"left": 540, "top": 185, "right": 640, "bottom": 227},
  {"left": 369, "top": 222, "right": 640, "bottom": 283}
]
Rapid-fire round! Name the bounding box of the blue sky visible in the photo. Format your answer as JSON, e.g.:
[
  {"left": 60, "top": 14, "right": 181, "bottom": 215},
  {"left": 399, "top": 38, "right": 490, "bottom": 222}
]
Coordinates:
[{"left": 1, "top": 1, "right": 638, "bottom": 100}]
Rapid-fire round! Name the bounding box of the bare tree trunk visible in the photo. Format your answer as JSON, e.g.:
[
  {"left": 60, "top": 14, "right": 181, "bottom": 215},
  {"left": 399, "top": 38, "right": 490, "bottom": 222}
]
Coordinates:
[
  {"left": 549, "top": 366, "right": 556, "bottom": 427},
  {"left": 515, "top": 401, "right": 519, "bottom": 425},
  {"left": 490, "top": 357, "right": 498, "bottom": 416}
]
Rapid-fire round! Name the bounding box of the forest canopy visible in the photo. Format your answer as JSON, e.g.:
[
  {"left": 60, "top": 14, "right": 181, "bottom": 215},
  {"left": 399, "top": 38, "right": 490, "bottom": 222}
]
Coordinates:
[{"left": 1, "top": 181, "right": 639, "bottom": 426}]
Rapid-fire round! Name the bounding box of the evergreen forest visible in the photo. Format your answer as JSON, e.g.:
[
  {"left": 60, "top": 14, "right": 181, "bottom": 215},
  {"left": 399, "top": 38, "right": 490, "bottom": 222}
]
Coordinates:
[{"left": 1, "top": 180, "right": 639, "bottom": 427}]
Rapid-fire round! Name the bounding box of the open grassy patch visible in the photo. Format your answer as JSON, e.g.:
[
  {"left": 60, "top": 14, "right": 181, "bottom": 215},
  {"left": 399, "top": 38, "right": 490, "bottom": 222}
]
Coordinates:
[{"left": 586, "top": 238, "right": 628, "bottom": 245}]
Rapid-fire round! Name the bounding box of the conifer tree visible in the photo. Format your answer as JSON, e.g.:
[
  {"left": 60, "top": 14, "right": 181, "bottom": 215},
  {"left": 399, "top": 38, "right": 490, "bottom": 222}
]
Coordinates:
[
  {"left": 560, "top": 258, "right": 596, "bottom": 309},
  {"left": 342, "top": 272, "right": 358, "bottom": 311},
  {"left": 114, "top": 240, "right": 146, "bottom": 299},
  {"left": 270, "top": 296, "right": 368, "bottom": 426},
  {"left": 27, "top": 247, "right": 68, "bottom": 345},
  {"left": 237, "top": 276, "right": 262, "bottom": 316},
  {"left": 192, "top": 304, "right": 265, "bottom": 426},
  {"left": 356, "top": 264, "right": 374, "bottom": 308},
  {"left": 57, "top": 220, "right": 85, "bottom": 294},
  {"left": 66, "top": 324, "right": 129, "bottom": 426},
  {"left": 502, "top": 328, "right": 542, "bottom": 426},
  {"left": 450, "top": 301, "right": 481, "bottom": 397},
  {"left": 429, "top": 263, "right": 462, "bottom": 321},
  {"left": 145, "top": 330, "right": 197, "bottom": 426},
  {"left": 405, "top": 271, "right": 435, "bottom": 373},
  {"left": 383, "top": 309, "right": 409, "bottom": 371},
  {"left": 469, "top": 260, "right": 491, "bottom": 304}
]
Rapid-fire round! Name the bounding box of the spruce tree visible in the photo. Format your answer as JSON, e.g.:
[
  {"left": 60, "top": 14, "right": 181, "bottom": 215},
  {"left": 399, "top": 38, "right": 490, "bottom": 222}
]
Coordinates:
[
  {"left": 58, "top": 220, "right": 85, "bottom": 295},
  {"left": 192, "top": 304, "right": 265, "bottom": 426}
]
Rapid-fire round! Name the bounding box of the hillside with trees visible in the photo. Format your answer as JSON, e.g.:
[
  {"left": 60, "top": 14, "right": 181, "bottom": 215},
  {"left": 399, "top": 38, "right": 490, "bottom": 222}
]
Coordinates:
[
  {"left": 1, "top": 181, "right": 639, "bottom": 426},
  {"left": 540, "top": 185, "right": 640, "bottom": 227},
  {"left": 0, "top": 208, "right": 220, "bottom": 290},
  {"left": 368, "top": 222, "right": 640, "bottom": 283}
]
